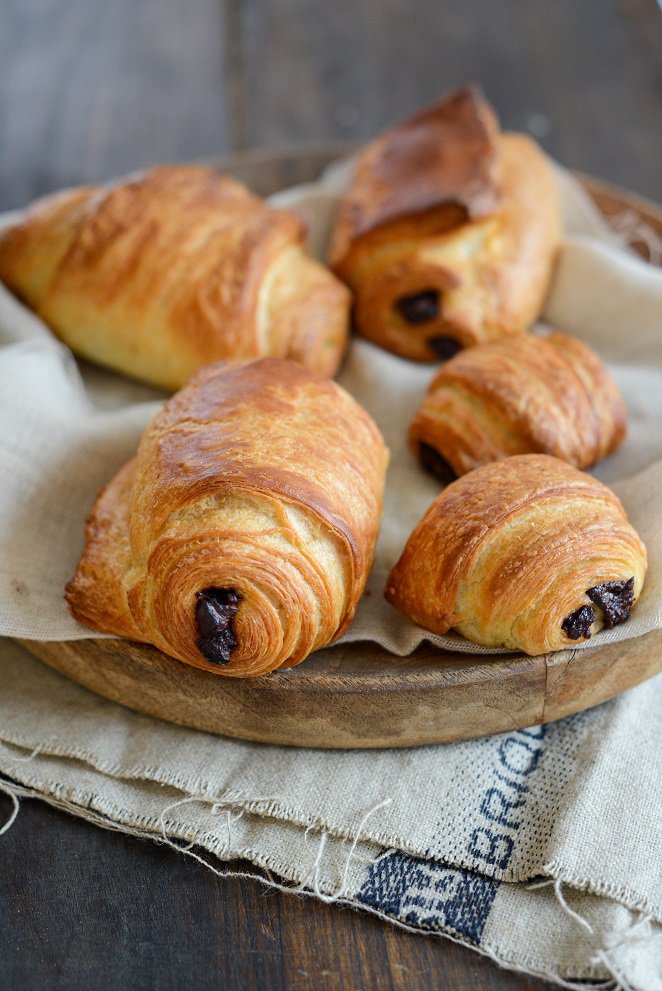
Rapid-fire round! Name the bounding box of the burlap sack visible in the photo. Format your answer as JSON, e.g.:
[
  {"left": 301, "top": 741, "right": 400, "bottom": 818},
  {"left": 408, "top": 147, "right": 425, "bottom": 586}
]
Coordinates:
[{"left": 1, "top": 161, "right": 661, "bottom": 988}]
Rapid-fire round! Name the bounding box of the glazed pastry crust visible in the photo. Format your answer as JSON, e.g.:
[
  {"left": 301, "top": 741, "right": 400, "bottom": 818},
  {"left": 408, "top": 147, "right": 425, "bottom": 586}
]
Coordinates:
[
  {"left": 66, "top": 358, "right": 388, "bottom": 677},
  {"left": 385, "top": 455, "right": 647, "bottom": 656},
  {"left": 410, "top": 332, "right": 627, "bottom": 476},
  {"left": 0, "top": 166, "right": 350, "bottom": 389},
  {"left": 329, "top": 86, "right": 501, "bottom": 255},
  {"left": 329, "top": 88, "right": 561, "bottom": 361}
]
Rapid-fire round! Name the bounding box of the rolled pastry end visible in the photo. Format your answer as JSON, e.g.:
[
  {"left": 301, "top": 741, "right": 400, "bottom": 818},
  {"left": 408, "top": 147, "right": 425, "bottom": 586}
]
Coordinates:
[
  {"left": 118, "top": 486, "right": 359, "bottom": 677},
  {"left": 409, "top": 332, "right": 628, "bottom": 479},
  {"left": 385, "top": 454, "right": 647, "bottom": 656},
  {"left": 67, "top": 357, "right": 388, "bottom": 677}
]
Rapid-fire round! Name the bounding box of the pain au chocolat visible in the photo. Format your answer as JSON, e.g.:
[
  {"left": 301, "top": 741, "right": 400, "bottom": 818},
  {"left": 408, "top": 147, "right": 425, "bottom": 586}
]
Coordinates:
[
  {"left": 328, "top": 86, "right": 561, "bottom": 362},
  {"left": 66, "top": 358, "right": 388, "bottom": 677},
  {"left": 385, "top": 455, "right": 646, "bottom": 656},
  {"left": 410, "top": 332, "right": 627, "bottom": 481},
  {"left": 0, "top": 165, "right": 350, "bottom": 390}
]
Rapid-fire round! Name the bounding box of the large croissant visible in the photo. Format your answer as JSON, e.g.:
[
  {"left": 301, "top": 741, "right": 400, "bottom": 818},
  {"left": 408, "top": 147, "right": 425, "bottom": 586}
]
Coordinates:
[
  {"left": 66, "top": 358, "right": 388, "bottom": 677},
  {"left": 328, "top": 86, "right": 561, "bottom": 362},
  {"left": 385, "top": 455, "right": 647, "bottom": 656},
  {"left": 410, "top": 332, "right": 627, "bottom": 480},
  {"left": 0, "top": 165, "right": 350, "bottom": 389}
]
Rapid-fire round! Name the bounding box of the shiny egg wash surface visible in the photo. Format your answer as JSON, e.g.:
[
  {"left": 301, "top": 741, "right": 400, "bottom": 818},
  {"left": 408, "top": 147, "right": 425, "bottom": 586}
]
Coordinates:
[
  {"left": 196, "top": 587, "right": 242, "bottom": 664},
  {"left": 561, "top": 577, "right": 635, "bottom": 641}
]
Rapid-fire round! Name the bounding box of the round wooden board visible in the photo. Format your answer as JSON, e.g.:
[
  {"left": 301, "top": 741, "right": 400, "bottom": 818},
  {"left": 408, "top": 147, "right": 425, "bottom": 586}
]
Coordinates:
[
  {"left": 18, "top": 147, "right": 662, "bottom": 749},
  {"left": 19, "top": 631, "right": 662, "bottom": 749}
]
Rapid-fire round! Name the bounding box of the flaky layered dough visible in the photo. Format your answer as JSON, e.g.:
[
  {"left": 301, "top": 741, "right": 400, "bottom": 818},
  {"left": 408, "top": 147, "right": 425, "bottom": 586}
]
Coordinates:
[
  {"left": 66, "top": 358, "right": 388, "bottom": 676},
  {"left": 410, "top": 333, "right": 627, "bottom": 478},
  {"left": 328, "top": 87, "right": 561, "bottom": 361},
  {"left": 385, "top": 455, "right": 647, "bottom": 656},
  {"left": 0, "top": 165, "right": 350, "bottom": 389}
]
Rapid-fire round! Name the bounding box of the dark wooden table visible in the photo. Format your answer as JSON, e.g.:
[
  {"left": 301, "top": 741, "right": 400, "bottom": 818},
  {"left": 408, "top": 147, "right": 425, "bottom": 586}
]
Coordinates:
[{"left": 1, "top": 1, "right": 660, "bottom": 988}]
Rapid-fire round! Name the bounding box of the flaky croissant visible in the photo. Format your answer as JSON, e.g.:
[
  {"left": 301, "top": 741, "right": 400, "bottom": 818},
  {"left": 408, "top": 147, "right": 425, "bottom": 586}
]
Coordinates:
[
  {"left": 66, "top": 358, "right": 388, "bottom": 676},
  {"left": 385, "top": 455, "right": 647, "bottom": 656},
  {"left": 0, "top": 165, "right": 350, "bottom": 389},
  {"left": 328, "top": 86, "right": 561, "bottom": 362},
  {"left": 410, "top": 332, "right": 627, "bottom": 481}
]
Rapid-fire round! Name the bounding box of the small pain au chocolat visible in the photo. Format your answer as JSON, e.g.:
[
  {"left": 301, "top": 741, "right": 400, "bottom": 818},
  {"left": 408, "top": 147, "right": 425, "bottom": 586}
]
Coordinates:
[
  {"left": 66, "top": 358, "right": 388, "bottom": 676},
  {"left": 328, "top": 86, "right": 561, "bottom": 362},
  {"left": 385, "top": 455, "right": 646, "bottom": 656},
  {"left": 0, "top": 165, "right": 350, "bottom": 390},
  {"left": 410, "top": 332, "right": 627, "bottom": 481}
]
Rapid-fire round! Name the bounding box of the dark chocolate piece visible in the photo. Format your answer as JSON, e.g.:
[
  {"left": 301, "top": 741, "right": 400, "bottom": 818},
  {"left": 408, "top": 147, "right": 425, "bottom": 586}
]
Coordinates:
[
  {"left": 195, "top": 587, "right": 241, "bottom": 665},
  {"left": 586, "top": 577, "right": 635, "bottom": 629},
  {"left": 561, "top": 605, "right": 595, "bottom": 641},
  {"left": 395, "top": 290, "right": 439, "bottom": 324},
  {"left": 418, "top": 442, "right": 457, "bottom": 485},
  {"left": 427, "top": 336, "right": 462, "bottom": 361}
]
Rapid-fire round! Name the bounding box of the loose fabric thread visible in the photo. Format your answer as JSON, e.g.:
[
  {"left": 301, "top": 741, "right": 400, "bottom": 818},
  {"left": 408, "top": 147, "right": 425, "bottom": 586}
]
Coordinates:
[
  {"left": 298, "top": 798, "right": 393, "bottom": 904},
  {"left": 0, "top": 783, "right": 20, "bottom": 836},
  {"left": 1, "top": 773, "right": 656, "bottom": 990},
  {"left": 523, "top": 877, "right": 661, "bottom": 989},
  {"left": 158, "top": 793, "right": 249, "bottom": 853},
  {"left": 159, "top": 791, "right": 393, "bottom": 904},
  {"left": 552, "top": 878, "right": 660, "bottom": 991},
  {"left": 0, "top": 742, "right": 46, "bottom": 763}
]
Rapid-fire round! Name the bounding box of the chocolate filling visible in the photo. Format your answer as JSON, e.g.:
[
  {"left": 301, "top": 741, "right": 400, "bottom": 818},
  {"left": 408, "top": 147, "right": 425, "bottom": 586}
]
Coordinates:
[
  {"left": 418, "top": 442, "right": 457, "bottom": 484},
  {"left": 195, "top": 587, "right": 241, "bottom": 665},
  {"left": 427, "top": 336, "right": 462, "bottom": 362},
  {"left": 395, "top": 290, "right": 439, "bottom": 324},
  {"left": 561, "top": 576, "right": 635, "bottom": 641},
  {"left": 586, "top": 577, "right": 635, "bottom": 629},
  {"left": 561, "top": 605, "right": 596, "bottom": 641}
]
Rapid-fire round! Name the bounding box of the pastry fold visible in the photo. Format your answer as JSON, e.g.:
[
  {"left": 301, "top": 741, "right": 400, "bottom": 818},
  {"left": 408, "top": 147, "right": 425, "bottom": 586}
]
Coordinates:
[
  {"left": 410, "top": 332, "right": 627, "bottom": 479},
  {"left": 385, "top": 455, "right": 647, "bottom": 656},
  {"left": 66, "top": 358, "right": 388, "bottom": 676},
  {"left": 0, "top": 165, "right": 350, "bottom": 389},
  {"left": 328, "top": 86, "right": 561, "bottom": 361}
]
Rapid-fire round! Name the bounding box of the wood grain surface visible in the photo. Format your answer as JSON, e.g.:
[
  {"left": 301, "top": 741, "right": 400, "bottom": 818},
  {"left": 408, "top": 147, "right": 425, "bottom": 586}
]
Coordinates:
[
  {"left": 0, "top": 796, "right": 557, "bottom": 991},
  {"left": 19, "top": 620, "right": 662, "bottom": 749},
  {"left": 1, "top": 0, "right": 661, "bottom": 212},
  {"left": 1, "top": 1, "right": 661, "bottom": 989}
]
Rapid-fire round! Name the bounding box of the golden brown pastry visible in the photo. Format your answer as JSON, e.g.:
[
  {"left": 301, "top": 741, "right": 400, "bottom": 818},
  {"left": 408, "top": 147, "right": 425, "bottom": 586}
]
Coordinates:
[
  {"left": 385, "top": 454, "right": 647, "bottom": 656},
  {"left": 66, "top": 357, "right": 388, "bottom": 677},
  {"left": 328, "top": 86, "right": 561, "bottom": 362},
  {"left": 410, "top": 332, "right": 627, "bottom": 481},
  {"left": 0, "top": 165, "right": 350, "bottom": 389}
]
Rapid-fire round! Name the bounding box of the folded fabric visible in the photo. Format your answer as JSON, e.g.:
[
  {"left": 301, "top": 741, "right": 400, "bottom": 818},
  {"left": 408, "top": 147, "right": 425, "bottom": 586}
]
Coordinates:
[{"left": 0, "top": 641, "right": 660, "bottom": 988}]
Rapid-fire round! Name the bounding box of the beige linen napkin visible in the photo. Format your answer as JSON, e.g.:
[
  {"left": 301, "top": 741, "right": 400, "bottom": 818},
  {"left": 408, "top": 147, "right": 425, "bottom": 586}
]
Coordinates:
[
  {"left": 1, "top": 640, "right": 660, "bottom": 989},
  {"left": 1, "top": 161, "right": 661, "bottom": 989}
]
